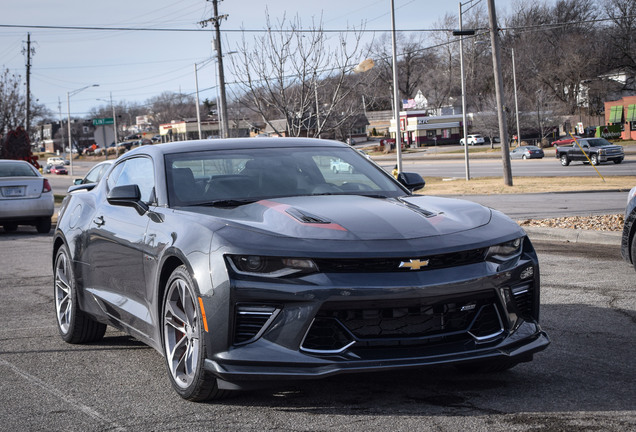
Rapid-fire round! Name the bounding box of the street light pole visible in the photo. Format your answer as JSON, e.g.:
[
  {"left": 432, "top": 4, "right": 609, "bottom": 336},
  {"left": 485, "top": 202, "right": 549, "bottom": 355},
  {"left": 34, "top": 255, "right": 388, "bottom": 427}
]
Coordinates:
[
  {"left": 194, "top": 63, "right": 203, "bottom": 140},
  {"left": 110, "top": 92, "right": 118, "bottom": 156},
  {"left": 67, "top": 84, "right": 98, "bottom": 176},
  {"left": 456, "top": 2, "right": 474, "bottom": 181},
  {"left": 390, "top": 0, "right": 403, "bottom": 174}
]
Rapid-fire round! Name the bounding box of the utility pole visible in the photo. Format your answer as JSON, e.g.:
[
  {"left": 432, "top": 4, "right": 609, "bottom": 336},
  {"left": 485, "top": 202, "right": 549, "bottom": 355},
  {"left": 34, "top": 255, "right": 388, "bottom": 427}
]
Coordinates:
[
  {"left": 487, "top": 0, "right": 513, "bottom": 186},
  {"left": 200, "top": 1, "right": 229, "bottom": 138},
  {"left": 390, "top": 0, "right": 403, "bottom": 174},
  {"left": 512, "top": 48, "right": 521, "bottom": 148},
  {"left": 23, "top": 33, "right": 35, "bottom": 133}
]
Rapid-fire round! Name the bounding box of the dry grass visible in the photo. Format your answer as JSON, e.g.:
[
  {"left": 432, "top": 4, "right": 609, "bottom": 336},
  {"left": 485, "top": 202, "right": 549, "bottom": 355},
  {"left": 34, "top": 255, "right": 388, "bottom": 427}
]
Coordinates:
[{"left": 419, "top": 176, "right": 634, "bottom": 195}]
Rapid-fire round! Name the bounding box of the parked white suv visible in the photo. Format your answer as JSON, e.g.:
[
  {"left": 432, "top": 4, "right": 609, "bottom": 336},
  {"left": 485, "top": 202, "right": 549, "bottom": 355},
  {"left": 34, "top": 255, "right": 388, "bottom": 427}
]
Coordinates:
[
  {"left": 460, "top": 134, "right": 485, "bottom": 146},
  {"left": 47, "top": 156, "right": 69, "bottom": 165}
]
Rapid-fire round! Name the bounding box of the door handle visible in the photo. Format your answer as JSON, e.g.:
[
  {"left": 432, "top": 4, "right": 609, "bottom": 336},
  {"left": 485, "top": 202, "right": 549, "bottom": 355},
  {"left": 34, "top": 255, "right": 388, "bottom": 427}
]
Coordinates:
[{"left": 93, "top": 216, "right": 105, "bottom": 226}]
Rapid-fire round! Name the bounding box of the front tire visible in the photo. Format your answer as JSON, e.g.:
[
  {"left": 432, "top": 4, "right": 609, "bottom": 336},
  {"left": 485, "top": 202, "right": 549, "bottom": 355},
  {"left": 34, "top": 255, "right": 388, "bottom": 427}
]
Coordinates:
[
  {"left": 560, "top": 154, "right": 570, "bottom": 166},
  {"left": 590, "top": 154, "right": 599, "bottom": 165},
  {"left": 631, "top": 232, "right": 636, "bottom": 272},
  {"left": 614, "top": 158, "right": 623, "bottom": 164},
  {"left": 54, "top": 244, "right": 106, "bottom": 343},
  {"left": 162, "top": 265, "right": 228, "bottom": 401}
]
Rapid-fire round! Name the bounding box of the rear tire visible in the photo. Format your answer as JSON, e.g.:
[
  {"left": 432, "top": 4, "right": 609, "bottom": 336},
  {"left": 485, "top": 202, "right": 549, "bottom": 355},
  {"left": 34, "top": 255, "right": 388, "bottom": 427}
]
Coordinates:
[
  {"left": 3, "top": 223, "right": 18, "bottom": 232},
  {"left": 36, "top": 217, "right": 51, "bottom": 234},
  {"left": 54, "top": 244, "right": 106, "bottom": 343},
  {"left": 560, "top": 154, "right": 570, "bottom": 166}
]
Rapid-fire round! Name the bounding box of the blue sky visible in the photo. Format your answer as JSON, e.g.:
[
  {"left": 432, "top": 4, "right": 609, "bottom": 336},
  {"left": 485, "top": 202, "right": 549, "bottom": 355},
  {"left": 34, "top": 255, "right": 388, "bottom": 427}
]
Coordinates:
[{"left": 1, "top": 0, "right": 507, "bottom": 119}]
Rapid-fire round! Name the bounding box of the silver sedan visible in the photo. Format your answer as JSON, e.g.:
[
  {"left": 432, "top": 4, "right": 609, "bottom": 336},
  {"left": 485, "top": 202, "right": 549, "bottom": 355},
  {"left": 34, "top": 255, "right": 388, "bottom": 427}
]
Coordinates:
[{"left": 0, "top": 159, "right": 55, "bottom": 233}]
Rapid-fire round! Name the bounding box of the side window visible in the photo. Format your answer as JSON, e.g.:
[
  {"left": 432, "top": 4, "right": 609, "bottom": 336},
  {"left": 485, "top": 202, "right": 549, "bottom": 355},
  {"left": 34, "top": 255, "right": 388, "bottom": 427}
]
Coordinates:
[
  {"left": 106, "top": 162, "right": 125, "bottom": 191},
  {"left": 84, "top": 164, "right": 104, "bottom": 184},
  {"left": 107, "top": 158, "right": 156, "bottom": 204}
]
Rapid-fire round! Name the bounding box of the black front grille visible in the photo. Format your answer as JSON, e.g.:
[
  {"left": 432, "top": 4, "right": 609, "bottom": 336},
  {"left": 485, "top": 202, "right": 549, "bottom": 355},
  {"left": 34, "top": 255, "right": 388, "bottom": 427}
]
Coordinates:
[
  {"left": 312, "top": 248, "right": 487, "bottom": 273},
  {"left": 511, "top": 283, "right": 535, "bottom": 319},
  {"left": 233, "top": 304, "right": 278, "bottom": 345},
  {"left": 301, "top": 293, "right": 504, "bottom": 353}
]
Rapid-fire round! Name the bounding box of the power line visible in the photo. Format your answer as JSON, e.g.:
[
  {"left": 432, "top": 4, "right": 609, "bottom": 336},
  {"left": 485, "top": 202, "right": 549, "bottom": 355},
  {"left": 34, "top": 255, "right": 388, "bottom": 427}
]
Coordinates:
[{"left": 1, "top": 15, "right": 633, "bottom": 34}]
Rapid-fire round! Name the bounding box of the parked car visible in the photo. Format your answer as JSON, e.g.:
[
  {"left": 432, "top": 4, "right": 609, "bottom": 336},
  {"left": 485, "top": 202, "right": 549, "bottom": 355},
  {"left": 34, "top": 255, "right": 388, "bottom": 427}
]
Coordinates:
[
  {"left": 460, "top": 134, "right": 486, "bottom": 145},
  {"left": 330, "top": 157, "right": 353, "bottom": 173},
  {"left": 549, "top": 136, "right": 582, "bottom": 147},
  {"left": 510, "top": 145, "right": 545, "bottom": 160},
  {"left": 44, "top": 163, "right": 53, "bottom": 174},
  {"left": 71, "top": 160, "right": 113, "bottom": 190},
  {"left": 555, "top": 137, "right": 624, "bottom": 166},
  {"left": 53, "top": 138, "right": 549, "bottom": 401},
  {"left": 0, "top": 159, "right": 54, "bottom": 233},
  {"left": 621, "top": 186, "right": 636, "bottom": 272},
  {"left": 50, "top": 165, "right": 68, "bottom": 175},
  {"left": 47, "top": 156, "right": 69, "bottom": 166}
]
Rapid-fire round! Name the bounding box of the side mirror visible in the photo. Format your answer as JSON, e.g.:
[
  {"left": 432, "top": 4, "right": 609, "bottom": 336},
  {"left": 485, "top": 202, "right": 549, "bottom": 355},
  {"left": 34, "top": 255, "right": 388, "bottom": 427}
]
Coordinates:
[
  {"left": 73, "top": 178, "right": 83, "bottom": 185},
  {"left": 397, "top": 172, "right": 425, "bottom": 192},
  {"left": 107, "top": 184, "right": 149, "bottom": 215}
]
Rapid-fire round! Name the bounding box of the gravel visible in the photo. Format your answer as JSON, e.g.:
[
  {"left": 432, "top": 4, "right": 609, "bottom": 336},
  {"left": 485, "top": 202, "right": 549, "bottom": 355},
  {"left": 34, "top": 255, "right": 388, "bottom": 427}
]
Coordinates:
[{"left": 518, "top": 214, "right": 625, "bottom": 232}]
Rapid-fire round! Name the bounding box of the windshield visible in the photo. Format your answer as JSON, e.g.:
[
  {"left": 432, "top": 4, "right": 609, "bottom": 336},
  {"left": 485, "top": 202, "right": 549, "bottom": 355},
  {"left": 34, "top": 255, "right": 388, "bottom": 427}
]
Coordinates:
[
  {"left": 585, "top": 138, "right": 613, "bottom": 147},
  {"left": 0, "top": 162, "right": 37, "bottom": 177},
  {"left": 165, "top": 146, "right": 404, "bottom": 206}
]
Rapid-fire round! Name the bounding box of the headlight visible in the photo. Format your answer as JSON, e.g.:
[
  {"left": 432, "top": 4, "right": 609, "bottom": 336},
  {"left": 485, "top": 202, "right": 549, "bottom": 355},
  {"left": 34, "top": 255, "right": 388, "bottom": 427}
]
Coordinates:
[
  {"left": 227, "top": 255, "right": 318, "bottom": 277},
  {"left": 486, "top": 237, "right": 523, "bottom": 262}
]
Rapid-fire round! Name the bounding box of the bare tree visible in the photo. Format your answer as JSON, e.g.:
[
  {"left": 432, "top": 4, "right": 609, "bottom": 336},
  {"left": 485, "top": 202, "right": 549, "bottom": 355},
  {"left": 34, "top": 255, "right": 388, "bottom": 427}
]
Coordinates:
[
  {"left": 146, "top": 92, "right": 197, "bottom": 129},
  {"left": 0, "top": 68, "right": 26, "bottom": 135},
  {"left": 230, "top": 12, "right": 370, "bottom": 138},
  {"left": 602, "top": 0, "right": 636, "bottom": 87}
]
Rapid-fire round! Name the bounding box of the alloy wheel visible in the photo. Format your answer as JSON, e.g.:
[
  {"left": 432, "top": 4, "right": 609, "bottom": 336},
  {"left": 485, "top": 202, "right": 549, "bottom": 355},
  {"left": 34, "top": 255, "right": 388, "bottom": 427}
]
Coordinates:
[
  {"left": 54, "top": 250, "right": 72, "bottom": 334},
  {"left": 163, "top": 277, "right": 200, "bottom": 389}
]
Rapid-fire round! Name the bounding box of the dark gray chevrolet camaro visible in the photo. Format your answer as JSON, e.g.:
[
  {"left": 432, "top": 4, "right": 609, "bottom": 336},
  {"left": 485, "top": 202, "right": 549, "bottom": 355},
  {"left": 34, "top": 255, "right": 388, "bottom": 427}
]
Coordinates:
[{"left": 53, "top": 138, "right": 549, "bottom": 401}]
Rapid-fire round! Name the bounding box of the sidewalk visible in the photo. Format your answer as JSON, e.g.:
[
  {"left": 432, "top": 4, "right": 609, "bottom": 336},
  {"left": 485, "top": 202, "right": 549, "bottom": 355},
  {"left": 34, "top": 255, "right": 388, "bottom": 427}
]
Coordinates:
[{"left": 522, "top": 226, "right": 622, "bottom": 246}]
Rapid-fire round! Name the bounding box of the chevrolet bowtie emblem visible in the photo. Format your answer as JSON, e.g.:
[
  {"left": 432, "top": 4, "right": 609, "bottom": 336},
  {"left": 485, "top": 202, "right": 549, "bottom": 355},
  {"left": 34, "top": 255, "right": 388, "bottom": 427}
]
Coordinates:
[{"left": 399, "top": 259, "right": 429, "bottom": 270}]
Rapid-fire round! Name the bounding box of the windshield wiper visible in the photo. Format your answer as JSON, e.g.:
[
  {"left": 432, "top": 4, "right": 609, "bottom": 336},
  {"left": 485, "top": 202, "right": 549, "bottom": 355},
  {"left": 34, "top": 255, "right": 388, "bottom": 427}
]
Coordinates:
[{"left": 200, "top": 199, "right": 258, "bottom": 208}]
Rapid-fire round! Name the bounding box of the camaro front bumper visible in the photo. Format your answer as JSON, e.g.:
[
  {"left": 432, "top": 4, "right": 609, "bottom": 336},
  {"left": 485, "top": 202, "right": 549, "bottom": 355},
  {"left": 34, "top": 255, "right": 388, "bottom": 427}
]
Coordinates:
[
  {"left": 201, "top": 245, "right": 549, "bottom": 387},
  {"left": 206, "top": 323, "right": 549, "bottom": 388}
]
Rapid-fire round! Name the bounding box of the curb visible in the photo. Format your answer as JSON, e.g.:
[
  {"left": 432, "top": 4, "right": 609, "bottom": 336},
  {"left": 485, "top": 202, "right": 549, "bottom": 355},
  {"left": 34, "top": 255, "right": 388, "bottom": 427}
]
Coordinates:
[{"left": 522, "top": 226, "right": 621, "bottom": 246}]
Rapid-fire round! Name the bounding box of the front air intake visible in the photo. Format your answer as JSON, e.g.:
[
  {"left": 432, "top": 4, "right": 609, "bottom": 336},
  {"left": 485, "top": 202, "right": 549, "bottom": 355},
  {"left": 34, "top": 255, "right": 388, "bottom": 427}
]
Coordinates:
[{"left": 233, "top": 304, "right": 279, "bottom": 345}]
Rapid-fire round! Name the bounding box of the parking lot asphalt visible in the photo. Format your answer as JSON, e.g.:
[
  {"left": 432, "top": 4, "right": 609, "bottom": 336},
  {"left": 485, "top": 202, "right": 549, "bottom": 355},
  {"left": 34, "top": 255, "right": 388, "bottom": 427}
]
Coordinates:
[{"left": 1, "top": 235, "right": 634, "bottom": 431}]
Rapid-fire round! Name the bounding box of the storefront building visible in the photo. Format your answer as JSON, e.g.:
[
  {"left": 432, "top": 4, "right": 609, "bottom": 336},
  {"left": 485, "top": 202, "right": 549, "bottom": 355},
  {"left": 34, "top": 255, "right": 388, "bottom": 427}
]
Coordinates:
[
  {"left": 388, "top": 111, "right": 470, "bottom": 146},
  {"left": 605, "top": 96, "right": 636, "bottom": 141}
]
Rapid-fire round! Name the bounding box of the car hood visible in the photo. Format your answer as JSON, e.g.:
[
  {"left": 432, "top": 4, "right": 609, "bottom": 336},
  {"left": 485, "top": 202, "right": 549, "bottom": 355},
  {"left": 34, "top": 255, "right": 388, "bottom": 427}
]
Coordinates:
[{"left": 181, "top": 195, "right": 492, "bottom": 241}]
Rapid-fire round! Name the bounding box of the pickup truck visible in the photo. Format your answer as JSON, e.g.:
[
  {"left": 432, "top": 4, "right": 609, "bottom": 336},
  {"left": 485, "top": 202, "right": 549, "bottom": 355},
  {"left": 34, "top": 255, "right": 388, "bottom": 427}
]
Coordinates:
[{"left": 555, "top": 137, "right": 624, "bottom": 166}]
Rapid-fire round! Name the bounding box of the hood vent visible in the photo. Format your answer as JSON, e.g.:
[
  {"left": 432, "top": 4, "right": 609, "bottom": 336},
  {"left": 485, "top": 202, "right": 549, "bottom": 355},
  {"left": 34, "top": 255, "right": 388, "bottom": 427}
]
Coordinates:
[
  {"left": 285, "top": 207, "right": 331, "bottom": 224},
  {"left": 395, "top": 198, "right": 437, "bottom": 218}
]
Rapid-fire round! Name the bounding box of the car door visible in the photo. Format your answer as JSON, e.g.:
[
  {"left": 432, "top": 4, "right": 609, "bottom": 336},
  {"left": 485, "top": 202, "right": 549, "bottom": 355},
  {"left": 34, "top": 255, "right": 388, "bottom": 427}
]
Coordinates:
[
  {"left": 85, "top": 156, "right": 157, "bottom": 339},
  {"left": 572, "top": 143, "right": 588, "bottom": 161}
]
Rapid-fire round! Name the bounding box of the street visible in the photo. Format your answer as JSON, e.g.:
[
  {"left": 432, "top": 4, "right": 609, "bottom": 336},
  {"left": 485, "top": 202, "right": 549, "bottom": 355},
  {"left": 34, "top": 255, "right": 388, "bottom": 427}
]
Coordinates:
[
  {"left": 0, "top": 232, "right": 634, "bottom": 431},
  {"left": 376, "top": 154, "right": 636, "bottom": 178}
]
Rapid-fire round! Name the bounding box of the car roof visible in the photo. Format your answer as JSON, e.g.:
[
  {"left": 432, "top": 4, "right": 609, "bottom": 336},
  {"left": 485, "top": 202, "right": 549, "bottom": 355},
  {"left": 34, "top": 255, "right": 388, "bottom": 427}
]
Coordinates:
[{"left": 123, "top": 137, "right": 349, "bottom": 158}]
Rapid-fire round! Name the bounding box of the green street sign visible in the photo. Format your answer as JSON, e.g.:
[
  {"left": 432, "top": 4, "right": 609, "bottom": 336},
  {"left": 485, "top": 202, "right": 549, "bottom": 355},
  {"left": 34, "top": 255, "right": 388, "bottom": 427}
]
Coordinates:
[{"left": 93, "top": 117, "right": 114, "bottom": 126}]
